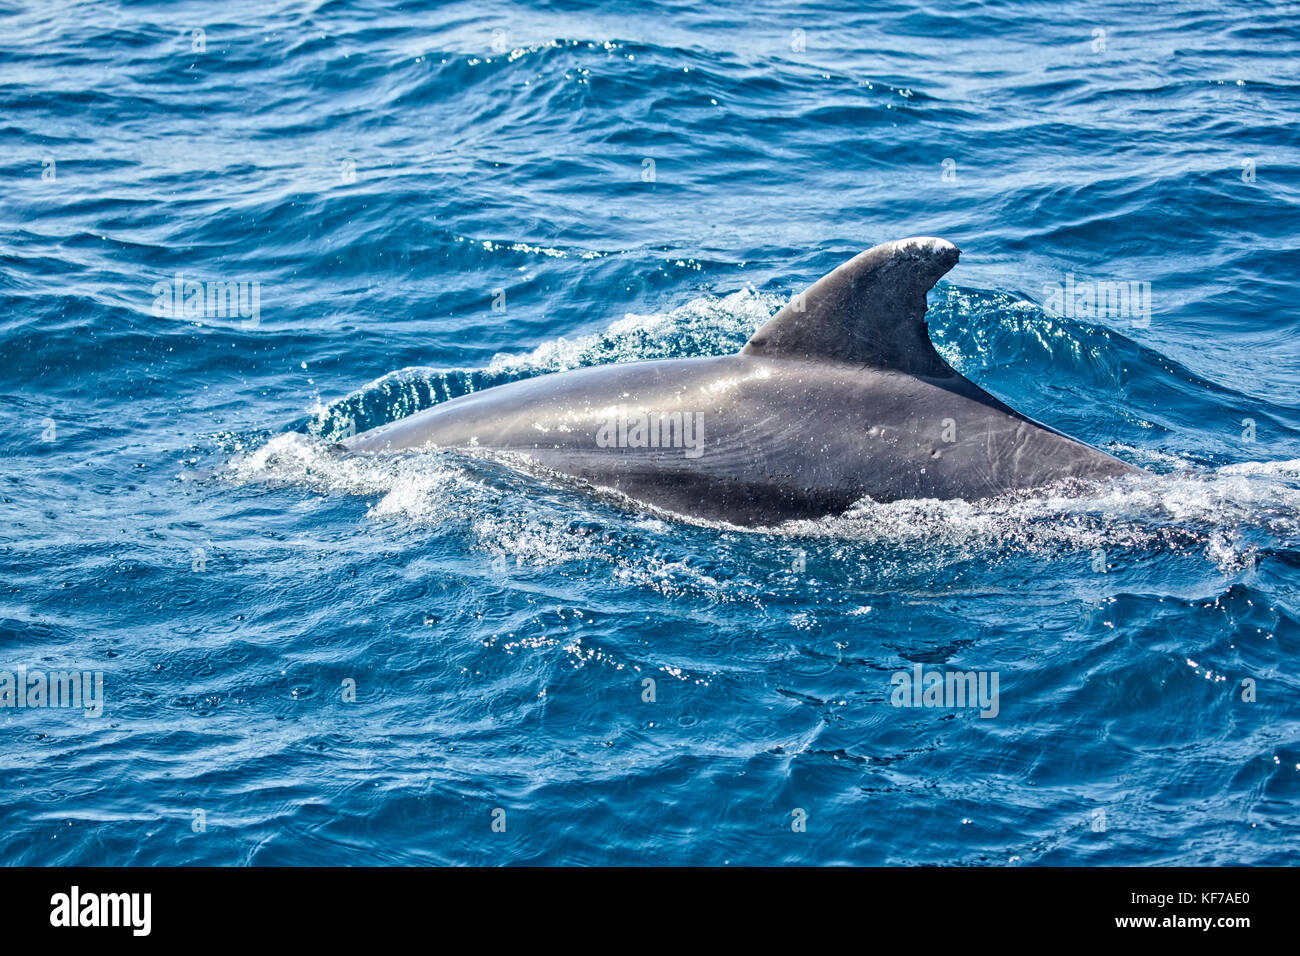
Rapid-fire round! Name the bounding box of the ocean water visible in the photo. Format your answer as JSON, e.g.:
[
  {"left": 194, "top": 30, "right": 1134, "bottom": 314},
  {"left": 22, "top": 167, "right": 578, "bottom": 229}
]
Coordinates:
[{"left": 2, "top": 0, "right": 1298, "bottom": 866}]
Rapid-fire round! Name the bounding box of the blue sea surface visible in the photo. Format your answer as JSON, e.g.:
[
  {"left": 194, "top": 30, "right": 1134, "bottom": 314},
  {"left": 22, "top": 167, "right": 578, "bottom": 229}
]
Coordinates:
[{"left": 2, "top": 0, "right": 1299, "bottom": 865}]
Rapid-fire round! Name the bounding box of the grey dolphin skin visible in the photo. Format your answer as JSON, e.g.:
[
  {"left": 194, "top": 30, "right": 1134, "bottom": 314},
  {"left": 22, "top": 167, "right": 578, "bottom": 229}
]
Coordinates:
[{"left": 345, "top": 237, "right": 1138, "bottom": 526}]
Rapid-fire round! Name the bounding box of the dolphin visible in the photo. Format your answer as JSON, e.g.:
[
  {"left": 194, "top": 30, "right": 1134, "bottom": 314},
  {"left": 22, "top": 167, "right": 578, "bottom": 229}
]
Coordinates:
[{"left": 344, "top": 237, "right": 1138, "bottom": 526}]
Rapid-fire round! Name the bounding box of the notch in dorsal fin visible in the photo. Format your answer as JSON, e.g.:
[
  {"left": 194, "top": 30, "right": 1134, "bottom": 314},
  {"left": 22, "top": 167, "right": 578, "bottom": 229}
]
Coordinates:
[{"left": 742, "top": 237, "right": 960, "bottom": 378}]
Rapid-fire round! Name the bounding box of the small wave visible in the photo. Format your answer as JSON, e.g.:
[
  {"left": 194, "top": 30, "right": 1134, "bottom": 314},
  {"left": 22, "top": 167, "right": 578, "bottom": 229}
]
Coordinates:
[{"left": 788, "top": 461, "right": 1300, "bottom": 571}]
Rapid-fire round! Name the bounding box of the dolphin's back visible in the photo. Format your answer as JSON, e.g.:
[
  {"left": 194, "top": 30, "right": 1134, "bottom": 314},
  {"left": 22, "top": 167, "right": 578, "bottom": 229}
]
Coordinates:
[{"left": 346, "top": 238, "right": 1136, "bottom": 525}]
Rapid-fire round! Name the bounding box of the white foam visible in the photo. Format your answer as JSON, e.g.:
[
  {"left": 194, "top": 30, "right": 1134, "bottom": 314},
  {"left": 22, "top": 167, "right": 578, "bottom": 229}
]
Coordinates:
[
  {"left": 484, "top": 287, "right": 780, "bottom": 376},
  {"left": 777, "top": 460, "right": 1300, "bottom": 573}
]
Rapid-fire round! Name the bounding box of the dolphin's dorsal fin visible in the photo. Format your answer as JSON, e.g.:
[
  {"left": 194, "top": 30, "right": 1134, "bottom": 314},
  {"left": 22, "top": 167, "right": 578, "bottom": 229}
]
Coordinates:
[{"left": 741, "top": 237, "right": 959, "bottom": 377}]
